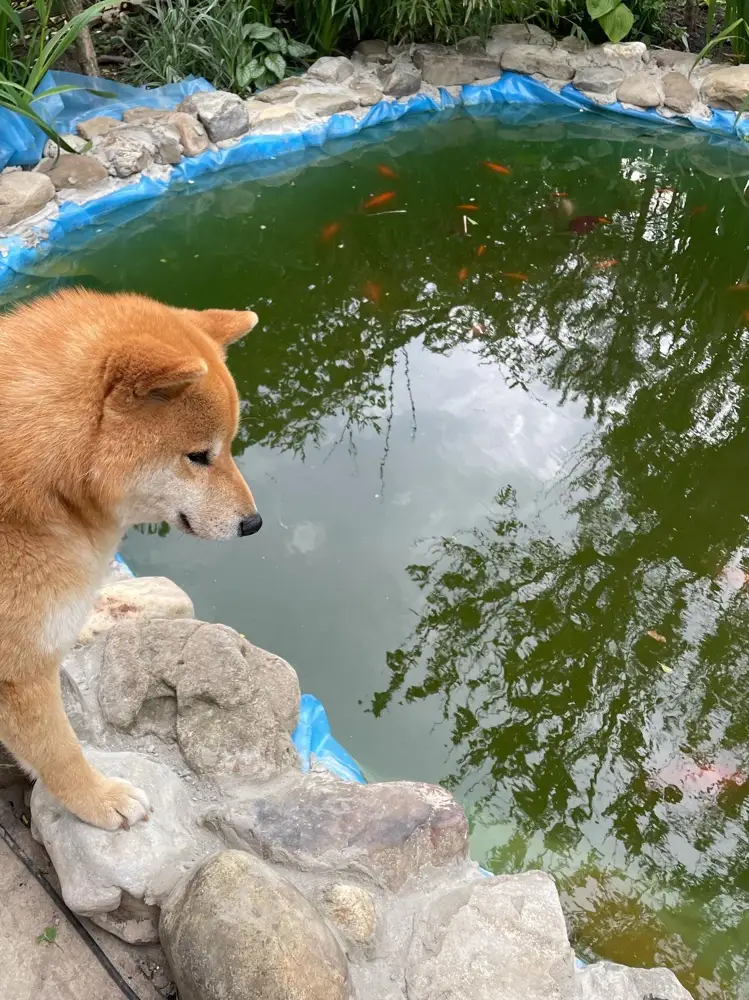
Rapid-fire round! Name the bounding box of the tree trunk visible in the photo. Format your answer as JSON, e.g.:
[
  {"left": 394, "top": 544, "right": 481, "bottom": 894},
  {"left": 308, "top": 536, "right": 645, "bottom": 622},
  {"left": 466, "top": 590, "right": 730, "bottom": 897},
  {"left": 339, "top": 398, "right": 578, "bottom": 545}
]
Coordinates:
[{"left": 61, "top": 0, "right": 100, "bottom": 78}]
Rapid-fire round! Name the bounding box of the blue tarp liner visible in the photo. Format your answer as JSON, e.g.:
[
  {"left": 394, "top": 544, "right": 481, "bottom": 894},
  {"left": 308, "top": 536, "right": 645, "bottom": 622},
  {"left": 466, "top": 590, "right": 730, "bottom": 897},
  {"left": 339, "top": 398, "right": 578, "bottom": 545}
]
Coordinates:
[{"left": 2, "top": 68, "right": 749, "bottom": 290}]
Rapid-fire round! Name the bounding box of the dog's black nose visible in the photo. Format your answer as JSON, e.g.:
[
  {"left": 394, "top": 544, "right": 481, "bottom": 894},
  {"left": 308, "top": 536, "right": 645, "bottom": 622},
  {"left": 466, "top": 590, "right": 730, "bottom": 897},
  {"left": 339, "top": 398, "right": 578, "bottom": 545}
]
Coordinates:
[{"left": 239, "top": 513, "right": 263, "bottom": 537}]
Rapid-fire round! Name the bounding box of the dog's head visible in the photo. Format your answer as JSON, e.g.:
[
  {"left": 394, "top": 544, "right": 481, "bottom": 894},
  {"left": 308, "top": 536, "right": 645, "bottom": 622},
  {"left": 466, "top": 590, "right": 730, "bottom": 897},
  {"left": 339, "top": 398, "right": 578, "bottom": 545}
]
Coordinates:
[{"left": 97, "top": 296, "right": 261, "bottom": 540}]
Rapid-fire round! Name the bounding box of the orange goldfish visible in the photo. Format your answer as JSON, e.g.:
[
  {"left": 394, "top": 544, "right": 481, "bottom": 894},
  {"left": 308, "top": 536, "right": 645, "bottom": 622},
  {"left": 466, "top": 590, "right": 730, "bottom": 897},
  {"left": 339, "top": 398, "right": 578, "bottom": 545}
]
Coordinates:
[
  {"left": 363, "top": 191, "right": 396, "bottom": 210},
  {"left": 321, "top": 221, "right": 341, "bottom": 242},
  {"left": 477, "top": 244, "right": 487, "bottom": 256},
  {"left": 363, "top": 281, "right": 382, "bottom": 304},
  {"left": 742, "top": 310, "right": 749, "bottom": 322},
  {"left": 691, "top": 204, "right": 707, "bottom": 217},
  {"left": 457, "top": 204, "right": 479, "bottom": 211},
  {"left": 377, "top": 164, "right": 398, "bottom": 179},
  {"left": 458, "top": 267, "right": 470, "bottom": 282},
  {"left": 593, "top": 259, "right": 618, "bottom": 270},
  {"left": 484, "top": 160, "right": 511, "bottom": 175},
  {"left": 552, "top": 191, "right": 569, "bottom": 197},
  {"left": 656, "top": 186, "right": 676, "bottom": 194},
  {"left": 503, "top": 271, "right": 528, "bottom": 281},
  {"left": 729, "top": 282, "right": 749, "bottom": 291},
  {"left": 597, "top": 217, "right": 611, "bottom": 224}
]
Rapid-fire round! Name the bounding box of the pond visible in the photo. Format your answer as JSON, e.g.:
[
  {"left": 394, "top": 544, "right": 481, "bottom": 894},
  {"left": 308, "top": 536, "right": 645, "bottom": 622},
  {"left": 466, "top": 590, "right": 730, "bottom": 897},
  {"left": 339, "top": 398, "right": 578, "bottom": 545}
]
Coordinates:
[{"left": 9, "top": 103, "right": 749, "bottom": 999}]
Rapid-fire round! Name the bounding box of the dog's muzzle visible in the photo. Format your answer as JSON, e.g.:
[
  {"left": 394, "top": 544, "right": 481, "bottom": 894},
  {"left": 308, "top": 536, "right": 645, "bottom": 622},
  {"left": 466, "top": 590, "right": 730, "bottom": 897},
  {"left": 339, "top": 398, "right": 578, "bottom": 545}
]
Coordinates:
[{"left": 239, "top": 513, "right": 263, "bottom": 537}]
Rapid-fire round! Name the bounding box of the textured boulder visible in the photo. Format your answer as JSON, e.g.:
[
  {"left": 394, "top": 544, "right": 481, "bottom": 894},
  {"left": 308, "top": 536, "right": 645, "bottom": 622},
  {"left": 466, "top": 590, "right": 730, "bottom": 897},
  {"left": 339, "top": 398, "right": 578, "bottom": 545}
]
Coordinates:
[
  {"left": 246, "top": 101, "right": 306, "bottom": 132},
  {"left": 307, "top": 56, "right": 355, "bottom": 85},
  {"left": 167, "top": 112, "right": 209, "bottom": 157},
  {"left": 616, "top": 71, "right": 664, "bottom": 108},
  {"left": 319, "top": 883, "right": 376, "bottom": 946},
  {"left": 574, "top": 66, "right": 625, "bottom": 96},
  {"left": 651, "top": 47, "right": 701, "bottom": 73},
  {"left": 160, "top": 850, "right": 353, "bottom": 1000},
  {"left": 36, "top": 153, "right": 109, "bottom": 190},
  {"left": 207, "top": 773, "right": 468, "bottom": 889},
  {"left": 349, "top": 78, "right": 384, "bottom": 106},
  {"left": 584, "top": 41, "right": 649, "bottom": 73},
  {"left": 121, "top": 107, "right": 208, "bottom": 157},
  {"left": 0, "top": 171, "right": 55, "bottom": 228},
  {"left": 662, "top": 71, "right": 698, "bottom": 113},
  {"left": 405, "top": 872, "right": 575, "bottom": 1000},
  {"left": 353, "top": 39, "right": 390, "bottom": 65},
  {"left": 414, "top": 49, "right": 501, "bottom": 86},
  {"left": 149, "top": 122, "right": 183, "bottom": 164},
  {"left": 500, "top": 44, "right": 575, "bottom": 81},
  {"left": 177, "top": 91, "right": 249, "bottom": 142},
  {"left": 122, "top": 106, "right": 172, "bottom": 125},
  {"left": 94, "top": 126, "right": 156, "bottom": 177},
  {"left": 76, "top": 115, "right": 121, "bottom": 140},
  {"left": 701, "top": 65, "right": 749, "bottom": 110},
  {"left": 377, "top": 61, "right": 422, "bottom": 97},
  {"left": 79, "top": 576, "right": 193, "bottom": 644},
  {"left": 578, "top": 960, "right": 694, "bottom": 999},
  {"left": 98, "top": 619, "right": 299, "bottom": 778},
  {"left": 43, "top": 133, "right": 88, "bottom": 157},
  {"left": 295, "top": 91, "right": 358, "bottom": 117},
  {"left": 255, "top": 80, "right": 300, "bottom": 104},
  {"left": 30, "top": 750, "right": 221, "bottom": 943},
  {"left": 487, "top": 23, "right": 553, "bottom": 58}
]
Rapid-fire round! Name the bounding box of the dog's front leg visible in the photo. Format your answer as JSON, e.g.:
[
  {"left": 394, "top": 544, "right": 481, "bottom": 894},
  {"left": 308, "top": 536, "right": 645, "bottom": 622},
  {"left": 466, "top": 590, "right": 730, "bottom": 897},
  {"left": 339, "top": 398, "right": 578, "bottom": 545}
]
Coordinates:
[{"left": 0, "top": 663, "right": 150, "bottom": 829}]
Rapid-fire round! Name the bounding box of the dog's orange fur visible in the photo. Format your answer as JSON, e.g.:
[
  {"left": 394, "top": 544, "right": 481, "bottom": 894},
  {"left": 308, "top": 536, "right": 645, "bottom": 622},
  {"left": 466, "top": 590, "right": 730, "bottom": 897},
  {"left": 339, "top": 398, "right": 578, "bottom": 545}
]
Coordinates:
[{"left": 0, "top": 289, "right": 259, "bottom": 829}]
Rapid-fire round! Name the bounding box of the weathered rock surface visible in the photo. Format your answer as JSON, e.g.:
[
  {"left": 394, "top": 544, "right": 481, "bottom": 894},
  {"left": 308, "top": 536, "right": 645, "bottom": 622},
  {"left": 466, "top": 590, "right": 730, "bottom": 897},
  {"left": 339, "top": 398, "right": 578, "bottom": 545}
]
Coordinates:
[
  {"left": 177, "top": 90, "right": 249, "bottom": 141},
  {"left": 94, "top": 125, "right": 156, "bottom": 177},
  {"left": 577, "top": 960, "right": 694, "bottom": 999},
  {"left": 167, "top": 111, "right": 209, "bottom": 157},
  {"left": 584, "top": 40, "right": 649, "bottom": 74},
  {"left": 616, "top": 71, "right": 664, "bottom": 108},
  {"left": 77, "top": 115, "right": 121, "bottom": 140},
  {"left": 160, "top": 850, "right": 353, "bottom": 1000},
  {"left": 574, "top": 66, "right": 625, "bottom": 96},
  {"left": 37, "top": 153, "right": 109, "bottom": 190},
  {"left": 256, "top": 79, "right": 300, "bottom": 104},
  {"left": 662, "top": 71, "right": 698, "bottom": 113},
  {"left": 414, "top": 48, "right": 501, "bottom": 86},
  {"left": 31, "top": 750, "right": 221, "bottom": 943},
  {"left": 207, "top": 772, "right": 468, "bottom": 889},
  {"left": 320, "top": 883, "right": 376, "bottom": 946},
  {"left": 377, "top": 60, "right": 422, "bottom": 97},
  {"left": 500, "top": 44, "right": 575, "bottom": 81},
  {"left": 307, "top": 56, "right": 355, "bottom": 85},
  {"left": 246, "top": 101, "right": 306, "bottom": 132},
  {"left": 651, "top": 47, "right": 700, "bottom": 73},
  {"left": 701, "top": 65, "right": 749, "bottom": 110},
  {"left": 99, "top": 619, "right": 299, "bottom": 778},
  {"left": 354, "top": 39, "right": 390, "bottom": 64},
  {"left": 405, "top": 872, "right": 575, "bottom": 1000},
  {"left": 79, "top": 576, "right": 193, "bottom": 644},
  {"left": 295, "top": 91, "right": 358, "bottom": 117},
  {"left": 43, "top": 132, "right": 89, "bottom": 157},
  {"left": 487, "top": 23, "right": 554, "bottom": 58},
  {"left": 349, "top": 79, "right": 384, "bottom": 106},
  {"left": 0, "top": 170, "right": 54, "bottom": 228}
]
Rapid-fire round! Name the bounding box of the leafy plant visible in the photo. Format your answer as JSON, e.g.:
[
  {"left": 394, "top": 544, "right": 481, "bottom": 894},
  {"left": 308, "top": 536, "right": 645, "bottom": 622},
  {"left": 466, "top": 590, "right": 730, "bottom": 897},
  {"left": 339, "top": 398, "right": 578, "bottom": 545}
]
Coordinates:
[
  {"left": 586, "top": 0, "right": 634, "bottom": 43},
  {"left": 703, "top": 0, "right": 749, "bottom": 62},
  {"left": 122, "top": 0, "right": 313, "bottom": 92},
  {"left": 0, "top": 0, "right": 116, "bottom": 150}
]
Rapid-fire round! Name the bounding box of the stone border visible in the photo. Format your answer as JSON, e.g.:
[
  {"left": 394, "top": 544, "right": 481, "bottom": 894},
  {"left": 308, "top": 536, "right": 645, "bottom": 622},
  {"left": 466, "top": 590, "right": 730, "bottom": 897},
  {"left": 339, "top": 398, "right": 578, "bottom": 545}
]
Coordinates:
[
  {"left": 28, "top": 565, "right": 694, "bottom": 1000},
  {"left": 1, "top": 28, "right": 748, "bottom": 287}
]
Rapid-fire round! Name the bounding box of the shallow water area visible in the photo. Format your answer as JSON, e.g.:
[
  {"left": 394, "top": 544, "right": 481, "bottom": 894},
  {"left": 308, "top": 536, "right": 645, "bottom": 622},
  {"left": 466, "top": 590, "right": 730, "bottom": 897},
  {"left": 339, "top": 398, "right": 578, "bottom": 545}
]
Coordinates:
[{"left": 9, "top": 103, "right": 749, "bottom": 998}]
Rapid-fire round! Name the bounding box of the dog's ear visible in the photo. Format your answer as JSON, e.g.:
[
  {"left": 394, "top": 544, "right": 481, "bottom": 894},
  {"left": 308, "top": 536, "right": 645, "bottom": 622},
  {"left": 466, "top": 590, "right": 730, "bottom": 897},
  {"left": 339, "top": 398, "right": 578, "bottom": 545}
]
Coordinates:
[
  {"left": 104, "top": 340, "right": 207, "bottom": 409},
  {"left": 180, "top": 308, "right": 259, "bottom": 349}
]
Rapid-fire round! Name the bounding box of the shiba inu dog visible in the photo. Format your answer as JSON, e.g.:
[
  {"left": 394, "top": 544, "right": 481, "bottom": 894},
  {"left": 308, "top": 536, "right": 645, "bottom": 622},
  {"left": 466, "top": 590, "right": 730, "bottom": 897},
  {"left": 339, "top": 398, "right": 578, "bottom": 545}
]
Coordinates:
[{"left": 0, "top": 289, "right": 261, "bottom": 829}]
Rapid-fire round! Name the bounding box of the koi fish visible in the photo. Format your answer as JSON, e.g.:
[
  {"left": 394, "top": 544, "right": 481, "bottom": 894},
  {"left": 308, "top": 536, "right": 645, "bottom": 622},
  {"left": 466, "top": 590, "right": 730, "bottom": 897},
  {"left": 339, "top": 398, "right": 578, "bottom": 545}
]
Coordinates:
[
  {"left": 729, "top": 282, "right": 749, "bottom": 291},
  {"left": 593, "top": 259, "right": 618, "bottom": 270},
  {"left": 363, "top": 191, "right": 396, "bottom": 210},
  {"left": 569, "top": 215, "right": 605, "bottom": 234},
  {"left": 552, "top": 191, "right": 569, "bottom": 197},
  {"left": 458, "top": 267, "right": 470, "bottom": 282},
  {"left": 457, "top": 204, "right": 479, "bottom": 211},
  {"left": 321, "top": 222, "right": 341, "bottom": 242},
  {"left": 656, "top": 186, "right": 676, "bottom": 194},
  {"left": 742, "top": 310, "right": 749, "bottom": 323},
  {"left": 597, "top": 217, "right": 611, "bottom": 224},
  {"left": 484, "top": 161, "right": 510, "bottom": 175},
  {"left": 362, "top": 280, "right": 382, "bottom": 304},
  {"left": 470, "top": 322, "right": 486, "bottom": 337},
  {"left": 477, "top": 244, "right": 487, "bottom": 256},
  {"left": 503, "top": 271, "right": 528, "bottom": 281},
  {"left": 691, "top": 204, "right": 707, "bottom": 217},
  {"left": 647, "top": 630, "right": 666, "bottom": 643},
  {"left": 656, "top": 758, "right": 744, "bottom": 794},
  {"left": 377, "top": 164, "right": 398, "bottom": 179}
]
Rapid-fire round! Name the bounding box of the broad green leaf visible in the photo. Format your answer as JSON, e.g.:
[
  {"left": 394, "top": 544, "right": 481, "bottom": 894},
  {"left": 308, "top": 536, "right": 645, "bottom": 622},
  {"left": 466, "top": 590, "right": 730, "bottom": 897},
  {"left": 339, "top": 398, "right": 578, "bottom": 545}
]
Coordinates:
[
  {"left": 264, "top": 52, "right": 286, "bottom": 80},
  {"left": 286, "top": 40, "right": 315, "bottom": 59},
  {"left": 36, "top": 926, "right": 57, "bottom": 945},
  {"left": 261, "top": 34, "right": 284, "bottom": 53},
  {"left": 246, "top": 57, "right": 266, "bottom": 81},
  {"left": 246, "top": 22, "right": 276, "bottom": 40},
  {"left": 586, "top": 0, "right": 619, "bottom": 19},
  {"left": 598, "top": 2, "right": 634, "bottom": 42}
]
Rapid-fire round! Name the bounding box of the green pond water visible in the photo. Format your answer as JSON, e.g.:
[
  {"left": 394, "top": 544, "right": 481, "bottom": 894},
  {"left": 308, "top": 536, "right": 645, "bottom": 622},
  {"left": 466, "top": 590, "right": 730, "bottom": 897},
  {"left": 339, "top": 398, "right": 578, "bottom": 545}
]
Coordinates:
[{"left": 10, "top": 103, "right": 749, "bottom": 998}]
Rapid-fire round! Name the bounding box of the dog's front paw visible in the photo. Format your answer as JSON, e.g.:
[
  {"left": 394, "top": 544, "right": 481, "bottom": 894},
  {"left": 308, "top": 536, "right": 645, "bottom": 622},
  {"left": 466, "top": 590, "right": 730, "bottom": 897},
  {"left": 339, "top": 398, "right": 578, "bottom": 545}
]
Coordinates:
[{"left": 76, "top": 777, "right": 152, "bottom": 830}]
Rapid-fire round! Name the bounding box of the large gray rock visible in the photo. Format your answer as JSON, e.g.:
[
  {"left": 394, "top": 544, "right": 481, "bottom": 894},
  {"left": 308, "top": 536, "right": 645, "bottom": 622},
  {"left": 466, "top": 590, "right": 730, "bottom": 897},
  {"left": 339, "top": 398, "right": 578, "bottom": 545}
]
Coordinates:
[
  {"left": 77, "top": 115, "right": 121, "bottom": 140},
  {"left": 255, "top": 79, "right": 300, "bottom": 104},
  {"left": 354, "top": 39, "right": 390, "bottom": 64},
  {"left": 98, "top": 619, "right": 299, "bottom": 779},
  {"left": 246, "top": 101, "right": 307, "bottom": 132},
  {"left": 79, "top": 576, "right": 193, "bottom": 643},
  {"left": 168, "top": 111, "right": 209, "bottom": 157},
  {"left": 488, "top": 23, "right": 554, "bottom": 55},
  {"left": 207, "top": 772, "right": 468, "bottom": 889},
  {"left": 37, "top": 153, "right": 109, "bottom": 190},
  {"left": 319, "top": 883, "right": 377, "bottom": 947},
  {"left": 414, "top": 48, "right": 501, "bottom": 86},
  {"left": 349, "top": 78, "right": 384, "bottom": 106},
  {"left": 651, "top": 47, "right": 701, "bottom": 73},
  {"left": 616, "top": 71, "right": 664, "bottom": 108},
  {"left": 43, "top": 132, "right": 89, "bottom": 158},
  {"left": 701, "top": 65, "right": 749, "bottom": 110},
  {"left": 662, "top": 71, "right": 698, "bottom": 113},
  {"left": 574, "top": 66, "right": 625, "bottom": 96},
  {"left": 177, "top": 90, "right": 249, "bottom": 142},
  {"left": 377, "top": 60, "right": 422, "bottom": 97},
  {"left": 500, "top": 44, "right": 575, "bottom": 81},
  {"left": 160, "top": 850, "right": 353, "bottom": 1000},
  {"left": 296, "top": 91, "right": 359, "bottom": 117},
  {"left": 30, "top": 750, "right": 221, "bottom": 943},
  {"left": 94, "top": 126, "right": 156, "bottom": 177},
  {"left": 578, "top": 960, "right": 694, "bottom": 999},
  {"left": 405, "top": 871, "right": 576, "bottom": 1000},
  {"left": 307, "top": 56, "right": 355, "bottom": 84},
  {"left": 0, "top": 170, "right": 55, "bottom": 229},
  {"left": 583, "top": 41, "right": 649, "bottom": 74}
]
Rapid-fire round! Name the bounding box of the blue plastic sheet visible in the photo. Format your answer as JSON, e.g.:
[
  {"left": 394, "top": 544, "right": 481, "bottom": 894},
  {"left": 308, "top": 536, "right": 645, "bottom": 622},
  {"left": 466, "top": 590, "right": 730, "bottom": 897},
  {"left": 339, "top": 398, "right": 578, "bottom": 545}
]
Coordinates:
[{"left": 3, "top": 70, "right": 749, "bottom": 289}]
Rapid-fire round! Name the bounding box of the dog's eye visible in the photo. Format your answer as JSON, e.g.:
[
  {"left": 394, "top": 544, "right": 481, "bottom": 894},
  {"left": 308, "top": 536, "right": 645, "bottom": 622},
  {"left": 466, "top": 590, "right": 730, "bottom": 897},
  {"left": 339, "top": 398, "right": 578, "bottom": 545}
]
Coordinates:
[{"left": 186, "top": 451, "right": 211, "bottom": 466}]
